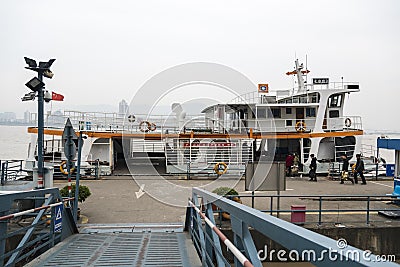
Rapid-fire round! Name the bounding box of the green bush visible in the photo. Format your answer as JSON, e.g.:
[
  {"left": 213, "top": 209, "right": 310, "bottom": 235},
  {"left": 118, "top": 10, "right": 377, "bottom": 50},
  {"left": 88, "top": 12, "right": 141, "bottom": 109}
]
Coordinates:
[
  {"left": 212, "top": 187, "right": 238, "bottom": 196},
  {"left": 60, "top": 184, "right": 91, "bottom": 203}
]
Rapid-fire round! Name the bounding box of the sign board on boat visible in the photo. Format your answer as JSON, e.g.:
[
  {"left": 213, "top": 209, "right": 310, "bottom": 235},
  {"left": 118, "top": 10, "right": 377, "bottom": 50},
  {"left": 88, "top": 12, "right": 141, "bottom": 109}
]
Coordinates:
[
  {"left": 312, "top": 78, "right": 329, "bottom": 85},
  {"left": 258, "top": 84, "right": 269, "bottom": 93}
]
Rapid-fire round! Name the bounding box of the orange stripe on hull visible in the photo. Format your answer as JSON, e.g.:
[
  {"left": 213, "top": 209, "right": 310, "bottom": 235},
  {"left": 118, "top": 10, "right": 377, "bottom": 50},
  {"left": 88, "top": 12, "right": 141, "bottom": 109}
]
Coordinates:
[{"left": 28, "top": 127, "right": 363, "bottom": 140}]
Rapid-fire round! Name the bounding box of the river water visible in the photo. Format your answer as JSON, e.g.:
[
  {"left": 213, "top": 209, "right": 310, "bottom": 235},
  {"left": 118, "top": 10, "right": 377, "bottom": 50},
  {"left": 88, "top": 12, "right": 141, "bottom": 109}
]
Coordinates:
[{"left": 0, "top": 125, "right": 398, "bottom": 163}]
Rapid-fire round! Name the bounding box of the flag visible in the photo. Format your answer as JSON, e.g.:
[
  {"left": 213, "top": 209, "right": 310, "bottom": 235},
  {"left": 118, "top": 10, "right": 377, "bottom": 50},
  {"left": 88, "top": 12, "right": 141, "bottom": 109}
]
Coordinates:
[{"left": 52, "top": 92, "right": 64, "bottom": 101}]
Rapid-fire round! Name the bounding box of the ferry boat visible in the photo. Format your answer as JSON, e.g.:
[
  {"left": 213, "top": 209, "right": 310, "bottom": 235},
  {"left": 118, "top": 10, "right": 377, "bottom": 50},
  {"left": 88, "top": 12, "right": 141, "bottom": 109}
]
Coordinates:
[{"left": 25, "top": 60, "right": 363, "bottom": 177}]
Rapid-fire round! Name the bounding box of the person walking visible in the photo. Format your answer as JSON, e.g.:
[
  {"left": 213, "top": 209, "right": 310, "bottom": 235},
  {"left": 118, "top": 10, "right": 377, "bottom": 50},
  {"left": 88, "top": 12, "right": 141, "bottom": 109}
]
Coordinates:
[
  {"left": 286, "top": 153, "right": 294, "bottom": 177},
  {"left": 340, "top": 155, "right": 354, "bottom": 184},
  {"left": 354, "top": 154, "right": 367, "bottom": 185},
  {"left": 309, "top": 154, "right": 317, "bottom": 182},
  {"left": 293, "top": 153, "right": 300, "bottom": 174}
]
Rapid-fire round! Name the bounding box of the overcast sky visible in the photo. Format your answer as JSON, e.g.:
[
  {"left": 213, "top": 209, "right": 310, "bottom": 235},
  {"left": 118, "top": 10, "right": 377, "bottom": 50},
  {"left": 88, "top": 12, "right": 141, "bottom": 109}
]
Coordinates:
[{"left": 1, "top": 0, "right": 399, "bottom": 131}]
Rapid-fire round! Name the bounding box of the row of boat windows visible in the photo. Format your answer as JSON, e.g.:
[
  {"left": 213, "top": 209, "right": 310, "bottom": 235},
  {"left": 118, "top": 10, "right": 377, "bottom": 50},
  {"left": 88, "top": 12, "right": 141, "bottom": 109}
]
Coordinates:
[
  {"left": 277, "top": 93, "right": 343, "bottom": 108},
  {"left": 277, "top": 93, "right": 320, "bottom": 104},
  {"left": 257, "top": 107, "right": 316, "bottom": 119}
]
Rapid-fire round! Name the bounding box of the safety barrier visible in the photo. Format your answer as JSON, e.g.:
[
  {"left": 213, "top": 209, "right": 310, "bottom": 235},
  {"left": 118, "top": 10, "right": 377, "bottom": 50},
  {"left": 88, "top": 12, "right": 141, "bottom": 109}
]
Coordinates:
[
  {"left": 0, "top": 188, "right": 78, "bottom": 267},
  {"left": 217, "top": 193, "right": 400, "bottom": 226},
  {"left": 0, "top": 160, "right": 25, "bottom": 186},
  {"left": 186, "top": 187, "right": 398, "bottom": 266}
]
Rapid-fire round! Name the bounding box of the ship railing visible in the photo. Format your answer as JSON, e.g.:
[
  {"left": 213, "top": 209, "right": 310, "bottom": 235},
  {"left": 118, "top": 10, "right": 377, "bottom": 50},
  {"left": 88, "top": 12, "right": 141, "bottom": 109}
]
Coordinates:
[
  {"left": 227, "top": 116, "right": 362, "bottom": 133},
  {"left": 0, "top": 160, "right": 25, "bottom": 185},
  {"left": 41, "top": 111, "right": 362, "bottom": 135},
  {"left": 305, "top": 81, "right": 360, "bottom": 91},
  {"left": 165, "top": 138, "right": 253, "bottom": 174},
  {"left": 42, "top": 111, "right": 206, "bottom": 134},
  {"left": 230, "top": 91, "right": 259, "bottom": 104},
  {"left": 229, "top": 82, "right": 360, "bottom": 104}
]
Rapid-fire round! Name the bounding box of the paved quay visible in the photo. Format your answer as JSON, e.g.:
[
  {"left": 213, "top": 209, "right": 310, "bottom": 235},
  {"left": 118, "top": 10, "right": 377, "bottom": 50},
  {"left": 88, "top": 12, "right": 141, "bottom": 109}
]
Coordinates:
[{"left": 54, "top": 174, "right": 399, "bottom": 227}]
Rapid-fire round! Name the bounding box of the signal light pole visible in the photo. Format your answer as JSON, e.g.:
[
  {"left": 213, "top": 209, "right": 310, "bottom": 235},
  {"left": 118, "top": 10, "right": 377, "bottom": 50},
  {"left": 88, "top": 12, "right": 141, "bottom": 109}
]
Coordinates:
[{"left": 24, "top": 57, "right": 56, "bottom": 188}]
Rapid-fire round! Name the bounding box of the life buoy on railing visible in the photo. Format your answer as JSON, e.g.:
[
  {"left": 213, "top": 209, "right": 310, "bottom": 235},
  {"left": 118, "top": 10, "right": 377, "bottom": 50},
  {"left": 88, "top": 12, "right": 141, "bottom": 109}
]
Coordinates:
[
  {"left": 139, "top": 121, "right": 151, "bottom": 132},
  {"left": 60, "top": 161, "right": 75, "bottom": 175},
  {"left": 345, "top": 118, "right": 352, "bottom": 128},
  {"left": 295, "top": 121, "right": 306, "bottom": 133},
  {"left": 149, "top": 123, "right": 157, "bottom": 131},
  {"left": 214, "top": 162, "right": 228, "bottom": 175},
  {"left": 127, "top": 114, "right": 136, "bottom": 123}
]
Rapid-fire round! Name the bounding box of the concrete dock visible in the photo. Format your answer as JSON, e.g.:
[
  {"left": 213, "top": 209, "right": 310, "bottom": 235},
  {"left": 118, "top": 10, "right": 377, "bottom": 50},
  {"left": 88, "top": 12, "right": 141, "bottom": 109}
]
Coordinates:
[{"left": 51, "top": 174, "right": 399, "bottom": 227}]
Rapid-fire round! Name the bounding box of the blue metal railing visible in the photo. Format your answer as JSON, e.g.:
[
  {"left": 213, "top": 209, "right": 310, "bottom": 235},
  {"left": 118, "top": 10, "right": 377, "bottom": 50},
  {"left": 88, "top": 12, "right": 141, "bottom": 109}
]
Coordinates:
[
  {"left": 0, "top": 160, "right": 25, "bottom": 185},
  {"left": 186, "top": 187, "right": 399, "bottom": 267},
  {"left": 217, "top": 193, "right": 400, "bottom": 226},
  {"left": 0, "top": 188, "right": 78, "bottom": 267}
]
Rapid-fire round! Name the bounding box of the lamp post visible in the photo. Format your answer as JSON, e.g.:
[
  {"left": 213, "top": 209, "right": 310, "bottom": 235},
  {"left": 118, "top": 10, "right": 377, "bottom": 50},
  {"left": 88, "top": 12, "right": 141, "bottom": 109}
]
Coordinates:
[{"left": 24, "top": 57, "right": 55, "bottom": 188}]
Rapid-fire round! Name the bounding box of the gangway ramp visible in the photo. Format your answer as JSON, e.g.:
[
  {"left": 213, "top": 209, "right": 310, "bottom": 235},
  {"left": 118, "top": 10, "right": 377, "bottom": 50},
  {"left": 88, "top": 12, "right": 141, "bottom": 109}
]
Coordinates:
[{"left": 26, "top": 225, "right": 201, "bottom": 267}]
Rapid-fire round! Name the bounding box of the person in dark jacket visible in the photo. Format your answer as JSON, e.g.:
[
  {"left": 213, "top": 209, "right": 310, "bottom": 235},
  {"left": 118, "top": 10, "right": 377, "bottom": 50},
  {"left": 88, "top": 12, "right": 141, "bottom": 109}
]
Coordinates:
[
  {"left": 340, "top": 155, "right": 354, "bottom": 184},
  {"left": 354, "top": 154, "right": 367, "bottom": 185},
  {"left": 309, "top": 154, "right": 317, "bottom": 182}
]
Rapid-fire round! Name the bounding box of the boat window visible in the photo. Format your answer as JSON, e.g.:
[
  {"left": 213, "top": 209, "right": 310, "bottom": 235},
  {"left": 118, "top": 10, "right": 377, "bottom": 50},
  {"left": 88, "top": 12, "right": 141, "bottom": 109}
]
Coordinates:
[
  {"left": 328, "top": 94, "right": 343, "bottom": 108},
  {"left": 286, "top": 108, "right": 292, "bottom": 114},
  {"left": 286, "top": 120, "right": 292, "bottom": 126},
  {"left": 285, "top": 99, "right": 292, "bottom": 104},
  {"left": 329, "top": 110, "right": 340, "bottom": 118},
  {"left": 299, "top": 96, "right": 307, "bottom": 103},
  {"left": 306, "top": 108, "right": 316, "bottom": 117},
  {"left": 257, "top": 108, "right": 266, "bottom": 118},
  {"left": 293, "top": 97, "right": 299, "bottom": 104},
  {"left": 268, "top": 108, "right": 281, "bottom": 118},
  {"left": 309, "top": 93, "right": 320, "bottom": 103}
]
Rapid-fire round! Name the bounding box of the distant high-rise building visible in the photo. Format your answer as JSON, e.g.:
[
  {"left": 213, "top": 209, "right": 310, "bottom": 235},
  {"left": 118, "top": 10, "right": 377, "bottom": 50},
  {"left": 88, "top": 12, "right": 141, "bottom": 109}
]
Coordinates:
[
  {"left": 119, "top": 99, "right": 129, "bottom": 115},
  {"left": 24, "top": 110, "right": 30, "bottom": 123}
]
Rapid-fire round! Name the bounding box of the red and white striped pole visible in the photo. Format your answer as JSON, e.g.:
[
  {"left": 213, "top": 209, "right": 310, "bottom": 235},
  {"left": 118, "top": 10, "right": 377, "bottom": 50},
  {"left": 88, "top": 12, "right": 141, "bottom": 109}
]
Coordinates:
[
  {"left": 189, "top": 201, "right": 254, "bottom": 267},
  {"left": 0, "top": 197, "right": 74, "bottom": 221},
  {"left": 37, "top": 173, "right": 44, "bottom": 188}
]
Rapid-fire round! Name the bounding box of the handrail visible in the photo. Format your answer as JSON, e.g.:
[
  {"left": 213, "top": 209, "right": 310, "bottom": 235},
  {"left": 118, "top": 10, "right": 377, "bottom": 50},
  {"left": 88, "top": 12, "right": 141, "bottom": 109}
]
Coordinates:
[
  {"left": 0, "top": 197, "right": 74, "bottom": 221},
  {"left": 188, "top": 188, "right": 398, "bottom": 266},
  {"left": 189, "top": 200, "right": 254, "bottom": 267},
  {"left": 0, "top": 188, "right": 78, "bottom": 267},
  {"left": 216, "top": 193, "right": 399, "bottom": 226}
]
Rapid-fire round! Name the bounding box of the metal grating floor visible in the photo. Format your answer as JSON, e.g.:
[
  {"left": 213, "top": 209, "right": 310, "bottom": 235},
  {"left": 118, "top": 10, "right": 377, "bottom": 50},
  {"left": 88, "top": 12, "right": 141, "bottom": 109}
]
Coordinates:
[{"left": 27, "top": 231, "right": 200, "bottom": 267}]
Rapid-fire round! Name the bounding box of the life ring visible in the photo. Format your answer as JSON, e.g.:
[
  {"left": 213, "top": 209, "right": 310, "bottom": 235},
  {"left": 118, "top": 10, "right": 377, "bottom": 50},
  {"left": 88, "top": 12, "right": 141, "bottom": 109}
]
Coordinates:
[
  {"left": 139, "top": 121, "right": 151, "bottom": 132},
  {"left": 345, "top": 118, "right": 352, "bottom": 128},
  {"left": 127, "top": 114, "right": 136, "bottom": 123},
  {"left": 60, "top": 161, "right": 75, "bottom": 175},
  {"left": 295, "top": 121, "right": 306, "bottom": 133},
  {"left": 149, "top": 123, "right": 157, "bottom": 131},
  {"left": 214, "top": 162, "right": 228, "bottom": 175}
]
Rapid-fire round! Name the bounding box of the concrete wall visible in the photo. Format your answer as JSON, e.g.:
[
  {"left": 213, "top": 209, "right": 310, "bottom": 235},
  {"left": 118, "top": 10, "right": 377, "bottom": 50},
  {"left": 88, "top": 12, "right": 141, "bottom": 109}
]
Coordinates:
[{"left": 221, "top": 226, "right": 400, "bottom": 262}]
